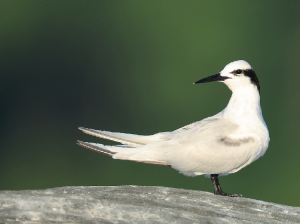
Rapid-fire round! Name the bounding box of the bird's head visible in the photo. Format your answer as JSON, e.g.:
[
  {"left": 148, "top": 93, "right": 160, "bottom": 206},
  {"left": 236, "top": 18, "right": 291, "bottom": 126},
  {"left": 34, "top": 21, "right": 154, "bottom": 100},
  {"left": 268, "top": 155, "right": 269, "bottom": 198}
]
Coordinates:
[{"left": 194, "top": 60, "right": 260, "bottom": 92}]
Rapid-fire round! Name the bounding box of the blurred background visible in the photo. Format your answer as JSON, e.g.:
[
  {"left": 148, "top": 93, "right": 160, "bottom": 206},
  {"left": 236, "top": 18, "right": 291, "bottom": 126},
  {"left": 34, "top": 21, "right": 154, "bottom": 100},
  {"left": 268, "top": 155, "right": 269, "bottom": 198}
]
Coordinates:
[{"left": 1, "top": 0, "right": 300, "bottom": 207}]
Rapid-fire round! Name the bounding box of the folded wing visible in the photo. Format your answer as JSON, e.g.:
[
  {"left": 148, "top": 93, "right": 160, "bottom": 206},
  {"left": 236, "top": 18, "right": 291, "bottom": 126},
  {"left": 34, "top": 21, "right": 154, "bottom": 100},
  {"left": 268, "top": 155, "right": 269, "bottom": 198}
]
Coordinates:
[{"left": 77, "top": 114, "right": 262, "bottom": 176}]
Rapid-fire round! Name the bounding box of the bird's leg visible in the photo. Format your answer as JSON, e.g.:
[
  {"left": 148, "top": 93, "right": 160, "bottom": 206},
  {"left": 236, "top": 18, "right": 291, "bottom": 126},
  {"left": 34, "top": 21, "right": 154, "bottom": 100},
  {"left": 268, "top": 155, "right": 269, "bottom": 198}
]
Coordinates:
[
  {"left": 214, "top": 174, "right": 226, "bottom": 195},
  {"left": 210, "top": 174, "right": 241, "bottom": 197},
  {"left": 210, "top": 174, "right": 220, "bottom": 195}
]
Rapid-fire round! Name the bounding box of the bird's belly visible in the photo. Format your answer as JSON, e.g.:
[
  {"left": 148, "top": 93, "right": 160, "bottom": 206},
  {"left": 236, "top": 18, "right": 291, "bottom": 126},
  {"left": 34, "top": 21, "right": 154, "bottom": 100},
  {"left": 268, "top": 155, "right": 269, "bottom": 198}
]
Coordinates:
[{"left": 165, "top": 136, "right": 263, "bottom": 177}]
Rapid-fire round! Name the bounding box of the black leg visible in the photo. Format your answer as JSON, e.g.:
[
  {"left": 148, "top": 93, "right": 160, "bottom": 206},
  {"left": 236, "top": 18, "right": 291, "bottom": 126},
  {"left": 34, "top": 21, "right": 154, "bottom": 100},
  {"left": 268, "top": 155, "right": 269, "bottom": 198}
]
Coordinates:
[
  {"left": 211, "top": 174, "right": 220, "bottom": 195},
  {"left": 210, "top": 174, "right": 241, "bottom": 197}
]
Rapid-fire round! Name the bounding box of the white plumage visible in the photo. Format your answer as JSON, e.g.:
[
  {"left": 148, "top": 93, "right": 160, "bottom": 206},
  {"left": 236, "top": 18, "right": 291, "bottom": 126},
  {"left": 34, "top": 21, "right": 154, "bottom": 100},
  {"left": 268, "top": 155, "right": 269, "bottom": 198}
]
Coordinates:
[{"left": 77, "top": 60, "right": 270, "bottom": 196}]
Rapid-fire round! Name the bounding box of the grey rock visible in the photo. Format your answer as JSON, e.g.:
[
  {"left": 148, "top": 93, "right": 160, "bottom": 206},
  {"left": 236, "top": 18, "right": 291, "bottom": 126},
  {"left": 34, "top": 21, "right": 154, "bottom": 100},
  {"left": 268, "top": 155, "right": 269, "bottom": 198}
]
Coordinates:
[{"left": 0, "top": 186, "right": 299, "bottom": 223}]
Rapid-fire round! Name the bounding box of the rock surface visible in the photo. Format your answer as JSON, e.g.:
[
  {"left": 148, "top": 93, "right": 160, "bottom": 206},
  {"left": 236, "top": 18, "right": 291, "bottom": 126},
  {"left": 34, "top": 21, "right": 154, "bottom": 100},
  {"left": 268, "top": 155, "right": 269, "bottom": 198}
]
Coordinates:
[{"left": 0, "top": 186, "right": 299, "bottom": 223}]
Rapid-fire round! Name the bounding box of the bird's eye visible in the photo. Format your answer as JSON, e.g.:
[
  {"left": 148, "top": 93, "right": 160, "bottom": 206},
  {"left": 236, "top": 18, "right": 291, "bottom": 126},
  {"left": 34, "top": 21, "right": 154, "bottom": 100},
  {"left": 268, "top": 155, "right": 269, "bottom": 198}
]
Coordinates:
[{"left": 236, "top": 69, "right": 242, "bottom": 74}]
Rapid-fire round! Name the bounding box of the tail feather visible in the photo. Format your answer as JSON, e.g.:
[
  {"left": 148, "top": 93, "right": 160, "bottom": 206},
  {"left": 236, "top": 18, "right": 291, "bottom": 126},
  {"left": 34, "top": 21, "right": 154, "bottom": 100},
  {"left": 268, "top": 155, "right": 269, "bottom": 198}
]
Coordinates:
[
  {"left": 78, "top": 127, "right": 143, "bottom": 146},
  {"left": 76, "top": 140, "right": 170, "bottom": 167},
  {"left": 79, "top": 127, "right": 171, "bottom": 146},
  {"left": 77, "top": 141, "right": 115, "bottom": 156}
]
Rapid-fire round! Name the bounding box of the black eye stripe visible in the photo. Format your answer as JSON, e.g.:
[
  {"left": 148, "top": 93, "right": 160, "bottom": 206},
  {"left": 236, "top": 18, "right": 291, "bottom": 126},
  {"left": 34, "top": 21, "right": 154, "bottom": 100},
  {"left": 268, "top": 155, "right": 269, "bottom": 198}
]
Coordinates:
[
  {"left": 231, "top": 69, "right": 243, "bottom": 75},
  {"left": 229, "top": 69, "right": 260, "bottom": 92}
]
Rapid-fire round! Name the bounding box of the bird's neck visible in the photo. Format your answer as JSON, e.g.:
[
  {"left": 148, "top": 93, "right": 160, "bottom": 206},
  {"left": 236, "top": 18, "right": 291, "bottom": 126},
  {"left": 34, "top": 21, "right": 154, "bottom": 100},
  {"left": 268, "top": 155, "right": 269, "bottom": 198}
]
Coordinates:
[{"left": 222, "top": 85, "right": 262, "bottom": 125}]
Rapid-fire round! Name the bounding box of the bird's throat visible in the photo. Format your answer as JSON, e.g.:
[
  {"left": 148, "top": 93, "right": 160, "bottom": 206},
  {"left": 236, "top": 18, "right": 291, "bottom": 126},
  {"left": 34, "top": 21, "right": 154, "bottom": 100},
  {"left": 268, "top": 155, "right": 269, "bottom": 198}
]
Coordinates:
[{"left": 223, "top": 85, "right": 262, "bottom": 125}]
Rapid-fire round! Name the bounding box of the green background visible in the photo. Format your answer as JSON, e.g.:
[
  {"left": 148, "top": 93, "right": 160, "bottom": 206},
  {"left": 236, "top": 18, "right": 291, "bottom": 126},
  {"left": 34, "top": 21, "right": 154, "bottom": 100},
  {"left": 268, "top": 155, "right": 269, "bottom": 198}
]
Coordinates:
[{"left": 1, "top": 1, "right": 300, "bottom": 207}]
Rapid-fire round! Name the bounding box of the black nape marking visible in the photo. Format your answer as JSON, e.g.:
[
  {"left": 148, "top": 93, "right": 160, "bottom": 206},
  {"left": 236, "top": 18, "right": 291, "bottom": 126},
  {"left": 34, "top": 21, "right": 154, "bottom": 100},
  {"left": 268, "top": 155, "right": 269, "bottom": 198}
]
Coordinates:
[
  {"left": 244, "top": 69, "right": 260, "bottom": 92},
  {"left": 218, "top": 136, "right": 254, "bottom": 147},
  {"left": 231, "top": 69, "right": 260, "bottom": 92}
]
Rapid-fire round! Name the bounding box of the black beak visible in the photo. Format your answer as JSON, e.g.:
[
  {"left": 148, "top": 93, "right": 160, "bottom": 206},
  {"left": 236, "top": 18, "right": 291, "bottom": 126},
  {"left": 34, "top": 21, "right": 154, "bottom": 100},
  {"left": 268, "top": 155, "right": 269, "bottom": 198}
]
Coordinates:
[{"left": 194, "top": 73, "right": 230, "bottom": 84}]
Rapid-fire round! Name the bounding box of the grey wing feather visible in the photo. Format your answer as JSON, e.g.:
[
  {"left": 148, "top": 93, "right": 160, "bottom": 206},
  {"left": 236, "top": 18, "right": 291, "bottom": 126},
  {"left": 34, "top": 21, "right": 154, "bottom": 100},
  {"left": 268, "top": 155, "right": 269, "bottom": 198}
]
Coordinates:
[
  {"left": 79, "top": 127, "right": 171, "bottom": 146},
  {"left": 77, "top": 140, "right": 170, "bottom": 167},
  {"left": 173, "top": 115, "right": 222, "bottom": 134},
  {"left": 77, "top": 140, "right": 115, "bottom": 156}
]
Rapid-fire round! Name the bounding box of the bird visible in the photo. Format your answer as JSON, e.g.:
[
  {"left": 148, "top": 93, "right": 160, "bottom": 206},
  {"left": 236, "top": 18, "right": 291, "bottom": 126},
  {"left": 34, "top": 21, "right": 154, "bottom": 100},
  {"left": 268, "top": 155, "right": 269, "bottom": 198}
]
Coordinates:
[{"left": 77, "top": 60, "right": 270, "bottom": 197}]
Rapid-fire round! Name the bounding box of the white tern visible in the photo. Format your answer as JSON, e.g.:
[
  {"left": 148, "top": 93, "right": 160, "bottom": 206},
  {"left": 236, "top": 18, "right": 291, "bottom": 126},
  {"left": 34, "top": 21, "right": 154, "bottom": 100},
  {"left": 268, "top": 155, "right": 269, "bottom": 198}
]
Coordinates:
[{"left": 77, "top": 60, "right": 270, "bottom": 197}]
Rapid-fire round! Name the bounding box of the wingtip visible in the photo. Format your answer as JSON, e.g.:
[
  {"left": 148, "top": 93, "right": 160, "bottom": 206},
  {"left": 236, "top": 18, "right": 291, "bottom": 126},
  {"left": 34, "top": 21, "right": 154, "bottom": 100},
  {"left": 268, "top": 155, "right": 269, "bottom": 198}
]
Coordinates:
[
  {"left": 76, "top": 140, "right": 115, "bottom": 156},
  {"left": 78, "top": 127, "right": 91, "bottom": 133},
  {"left": 76, "top": 140, "right": 91, "bottom": 148},
  {"left": 76, "top": 140, "right": 85, "bottom": 146}
]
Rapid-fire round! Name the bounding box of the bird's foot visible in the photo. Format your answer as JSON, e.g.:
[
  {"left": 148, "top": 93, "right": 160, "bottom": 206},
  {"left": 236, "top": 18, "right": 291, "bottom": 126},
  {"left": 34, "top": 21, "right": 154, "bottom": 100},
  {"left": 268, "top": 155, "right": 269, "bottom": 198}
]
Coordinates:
[
  {"left": 211, "top": 174, "right": 242, "bottom": 197},
  {"left": 223, "top": 193, "right": 242, "bottom": 197},
  {"left": 214, "top": 190, "right": 242, "bottom": 197}
]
